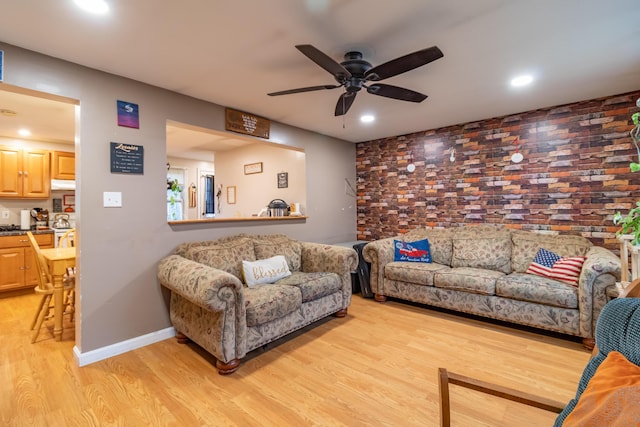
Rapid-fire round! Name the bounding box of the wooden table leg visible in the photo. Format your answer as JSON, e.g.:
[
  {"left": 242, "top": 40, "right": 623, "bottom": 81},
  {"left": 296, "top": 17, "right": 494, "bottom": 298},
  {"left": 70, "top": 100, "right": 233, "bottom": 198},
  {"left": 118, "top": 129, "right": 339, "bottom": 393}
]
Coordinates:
[{"left": 51, "top": 272, "right": 65, "bottom": 341}]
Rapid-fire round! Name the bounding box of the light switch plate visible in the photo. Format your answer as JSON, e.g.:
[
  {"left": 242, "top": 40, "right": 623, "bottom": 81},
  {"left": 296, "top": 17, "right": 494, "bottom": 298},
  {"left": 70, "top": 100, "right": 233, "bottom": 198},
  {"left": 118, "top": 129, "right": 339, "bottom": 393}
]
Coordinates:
[{"left": 103, "top": 191, "right": 122, "bottom": 208}]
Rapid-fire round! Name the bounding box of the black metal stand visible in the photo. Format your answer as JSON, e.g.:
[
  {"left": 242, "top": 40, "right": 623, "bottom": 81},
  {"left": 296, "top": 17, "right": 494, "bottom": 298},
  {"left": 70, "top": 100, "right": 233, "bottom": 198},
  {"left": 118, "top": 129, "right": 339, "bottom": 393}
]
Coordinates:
[{"left": 353, "top": 242, "right": 373, "bottom": 298}]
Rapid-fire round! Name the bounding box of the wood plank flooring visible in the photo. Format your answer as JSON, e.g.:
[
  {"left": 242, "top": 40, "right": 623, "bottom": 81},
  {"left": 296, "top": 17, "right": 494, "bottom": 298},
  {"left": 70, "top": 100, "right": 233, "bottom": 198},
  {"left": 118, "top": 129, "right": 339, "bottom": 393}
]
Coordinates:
[{"left": 0, "top": 292, "right": 591, "bottom": 426}]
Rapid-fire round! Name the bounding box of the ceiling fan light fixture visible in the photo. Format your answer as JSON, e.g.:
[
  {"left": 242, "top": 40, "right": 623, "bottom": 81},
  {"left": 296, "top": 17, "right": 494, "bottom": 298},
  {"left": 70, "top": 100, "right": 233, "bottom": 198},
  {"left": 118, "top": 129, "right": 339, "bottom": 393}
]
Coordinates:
[
  {"left": 360, "top": 114, "right": 375, "bottom": 123},
  {"left": 74, "top": 0, "right": 110, "bottom": 15},
  {"left": 510, "top": 74, "right": 533, "bottom": 87}
]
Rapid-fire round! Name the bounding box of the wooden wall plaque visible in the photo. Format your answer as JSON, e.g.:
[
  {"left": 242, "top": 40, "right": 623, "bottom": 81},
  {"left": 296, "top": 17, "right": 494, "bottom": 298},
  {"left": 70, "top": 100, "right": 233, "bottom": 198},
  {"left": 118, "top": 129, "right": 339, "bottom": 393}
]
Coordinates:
[{"left": 225, "top": 108, "right": 270, "bottom": 139}]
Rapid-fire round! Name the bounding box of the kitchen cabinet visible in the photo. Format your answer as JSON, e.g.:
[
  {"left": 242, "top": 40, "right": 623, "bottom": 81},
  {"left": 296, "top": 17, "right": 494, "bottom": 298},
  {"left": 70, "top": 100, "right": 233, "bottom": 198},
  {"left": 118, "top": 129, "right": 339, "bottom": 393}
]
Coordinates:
[
  {"left": 52, "top": 151, "right": 75, "bottom": 180},
  {"left": 0, "top": 146, "right": 50, "bottom": 198},
  {"left": 0, "top": 233, "right": 53, "bottom": 291}
]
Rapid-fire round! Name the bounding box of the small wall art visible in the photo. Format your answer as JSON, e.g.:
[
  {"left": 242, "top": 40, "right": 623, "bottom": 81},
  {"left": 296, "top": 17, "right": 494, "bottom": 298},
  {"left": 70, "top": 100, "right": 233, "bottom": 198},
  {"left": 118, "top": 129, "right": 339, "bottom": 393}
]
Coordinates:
[
  {"left": 117, "top": 100, "right": 140, "bottom": 129},
  {"left": 277, "top": 172, "right": 288, "bottom": 189},
  {"left": 244, "top": 162, "right": 263, "bottom": 175},
  {"left": 227, "top": 186, "right": 236, "bottom": 204}
]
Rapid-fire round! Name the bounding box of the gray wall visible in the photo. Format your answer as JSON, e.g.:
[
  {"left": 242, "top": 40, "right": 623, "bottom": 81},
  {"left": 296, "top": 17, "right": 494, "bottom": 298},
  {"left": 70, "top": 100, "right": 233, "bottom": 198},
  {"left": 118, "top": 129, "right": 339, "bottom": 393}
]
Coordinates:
[{"left": 1, "top": 42, "right": 356, "bottom": 353}]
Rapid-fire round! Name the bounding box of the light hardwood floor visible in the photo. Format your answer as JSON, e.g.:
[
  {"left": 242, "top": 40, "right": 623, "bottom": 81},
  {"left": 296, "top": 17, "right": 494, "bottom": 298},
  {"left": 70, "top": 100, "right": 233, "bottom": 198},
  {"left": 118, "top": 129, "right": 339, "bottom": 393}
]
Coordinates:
[{"left": 0, "top": 292, "right": 591, "bottom": 426}]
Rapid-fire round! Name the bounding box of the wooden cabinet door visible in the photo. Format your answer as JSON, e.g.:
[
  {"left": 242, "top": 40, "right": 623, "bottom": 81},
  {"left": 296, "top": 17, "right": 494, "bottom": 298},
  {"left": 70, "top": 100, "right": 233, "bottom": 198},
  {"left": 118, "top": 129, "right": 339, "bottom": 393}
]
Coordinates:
[
  {"left": 0, "top": 247, "right": 26, "bottom": 291},
  {"left": 52, "top": 151, "right": 75, "bottom": 180},
  {"left": 0, "top": 147, "right": 22, "bottom": 197},
  {"left": 23, "top": 246, "right": 39, "bottom": 287},
  {"left": 22, "top": 149, "right": 50, "bottom": 198}
]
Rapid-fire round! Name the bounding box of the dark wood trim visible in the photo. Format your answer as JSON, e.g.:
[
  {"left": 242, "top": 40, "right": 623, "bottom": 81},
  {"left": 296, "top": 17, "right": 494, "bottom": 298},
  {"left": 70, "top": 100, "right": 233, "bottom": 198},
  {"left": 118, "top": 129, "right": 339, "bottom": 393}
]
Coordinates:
[
  {"left": 216, "top": 358, "right": 240, "bottom": 375},
  {"left": 374, "top": 293, "right": 387, "bottom": 302},
  {"left": 334, "top": 308, "right": 347, "bottom": 318}
]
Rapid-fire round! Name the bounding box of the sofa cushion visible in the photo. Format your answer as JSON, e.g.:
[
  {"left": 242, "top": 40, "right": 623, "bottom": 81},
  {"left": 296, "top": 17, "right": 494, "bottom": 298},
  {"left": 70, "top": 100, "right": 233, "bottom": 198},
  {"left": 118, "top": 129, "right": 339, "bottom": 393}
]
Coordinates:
[
  {"left": 242, "top": 255, "right": 291, "bottom": 287},
  {"left": 434, "top": 267, "right": 505, "bottom": 295},
  {"left": 385, "top": 262, "right": 450, "bottom": 286},
  {"left": 244, "top": 284, "right": 302, "bottom": 327},
  {"left": 511, "top": 230, "right": 592, "bottom": 273},
  {"left": 495, "top": 273, "right": 578, "bottom": 309},
  {"left": 186, "top": 237, "right": 256, "bottom": 280},
  {"left": 253, "top": 235, "right": 302, "bottom": 272},
  {"left": 403, "top": 228, "right": 453, "bottom": 265},
  {"left": 394, "top": 239, "right": 432, "bottom": 263},
  {"left": 276, "top": 271, "right": 342, "bottom": 302},
  {"left": 451, "top": 228, "right": 512, "bottom": 274}
]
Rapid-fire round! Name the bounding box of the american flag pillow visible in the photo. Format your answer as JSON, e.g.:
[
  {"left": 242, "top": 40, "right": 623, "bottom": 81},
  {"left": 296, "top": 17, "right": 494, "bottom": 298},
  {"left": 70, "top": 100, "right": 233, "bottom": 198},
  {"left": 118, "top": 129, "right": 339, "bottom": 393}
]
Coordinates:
[{"left": 525, "top": 248, "right": 586, "bottom": 287}]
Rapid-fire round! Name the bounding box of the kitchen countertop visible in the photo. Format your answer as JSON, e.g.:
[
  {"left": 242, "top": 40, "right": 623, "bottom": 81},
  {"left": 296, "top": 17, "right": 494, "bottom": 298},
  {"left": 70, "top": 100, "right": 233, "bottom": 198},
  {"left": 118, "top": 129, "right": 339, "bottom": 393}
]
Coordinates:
[{"left": 0, "top": 228, "right": 54, "bottom": 237}]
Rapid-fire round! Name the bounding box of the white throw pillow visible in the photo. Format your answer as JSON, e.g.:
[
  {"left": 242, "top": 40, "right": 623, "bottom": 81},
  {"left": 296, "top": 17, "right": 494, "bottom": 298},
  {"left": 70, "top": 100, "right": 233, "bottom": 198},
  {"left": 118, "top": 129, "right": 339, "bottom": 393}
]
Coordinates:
[{"left": 242, "top": 255, "right": 291, "bottom": 287}]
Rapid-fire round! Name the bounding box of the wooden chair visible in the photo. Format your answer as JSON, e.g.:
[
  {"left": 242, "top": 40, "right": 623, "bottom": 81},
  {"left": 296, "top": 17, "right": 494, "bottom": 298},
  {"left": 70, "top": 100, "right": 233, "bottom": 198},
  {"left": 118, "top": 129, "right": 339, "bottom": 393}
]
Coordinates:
[
  {"left": 58, "top": 228, "right": 75, "bottom": 248},
  {"left": 438, "top": 278, "right": 640, "bottom": 426},
  {"left": 58, "top": 228, "right": 76, "bottom": 277},
  {"left": 26, "top": 231, "right": 75, "bottom": 343}
]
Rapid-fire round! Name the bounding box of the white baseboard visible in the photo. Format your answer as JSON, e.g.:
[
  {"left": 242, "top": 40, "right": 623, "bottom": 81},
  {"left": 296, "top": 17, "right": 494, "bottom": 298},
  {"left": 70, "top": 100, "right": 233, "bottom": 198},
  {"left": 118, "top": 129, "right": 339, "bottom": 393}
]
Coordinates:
[{"left": 73, "top": 327, "right": 176, "bottom": 367}]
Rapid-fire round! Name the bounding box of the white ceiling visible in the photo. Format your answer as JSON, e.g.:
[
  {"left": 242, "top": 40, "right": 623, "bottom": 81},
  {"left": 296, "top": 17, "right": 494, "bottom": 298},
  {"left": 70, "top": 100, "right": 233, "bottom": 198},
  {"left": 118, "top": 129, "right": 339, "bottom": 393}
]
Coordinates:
[{"left": 0, "top": 0, "right": 638, "bottom": 148}]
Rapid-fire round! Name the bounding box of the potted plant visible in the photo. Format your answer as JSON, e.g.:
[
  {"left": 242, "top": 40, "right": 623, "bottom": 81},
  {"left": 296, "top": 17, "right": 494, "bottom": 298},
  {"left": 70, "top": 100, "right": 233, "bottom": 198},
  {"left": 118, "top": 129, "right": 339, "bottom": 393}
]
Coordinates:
[
  {"left": 613, "top": 201, "right": 640, "bottom": 245},
  {"left": 628, "top": 97, "right": 640, "bottom": 172}
]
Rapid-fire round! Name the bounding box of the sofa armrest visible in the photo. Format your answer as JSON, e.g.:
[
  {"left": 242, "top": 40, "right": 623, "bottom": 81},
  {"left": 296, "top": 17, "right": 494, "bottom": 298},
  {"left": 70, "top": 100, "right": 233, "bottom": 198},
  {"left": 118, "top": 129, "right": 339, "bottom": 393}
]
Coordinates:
[
  {"left": 362, "top": 237, "right": 397, "bottom": 295},
  {"left": 300, "top": 242, "right": 358, "bottom": 275},
  {"left": 577, "top": 246, "right": 622, "bottom": 338},
  {"left": 157, "top": 254, "right": 245, "bottom": 314}
]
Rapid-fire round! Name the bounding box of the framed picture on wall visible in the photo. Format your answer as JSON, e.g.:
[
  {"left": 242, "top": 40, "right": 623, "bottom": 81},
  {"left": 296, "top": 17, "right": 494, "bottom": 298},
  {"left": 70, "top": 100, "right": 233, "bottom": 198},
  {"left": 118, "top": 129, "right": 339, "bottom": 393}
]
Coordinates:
[
  {"left": 244, "top": 162, "right": 263, "bottom": 175},
  {"left": 277, "top": 172, "right": 288, "bottom": 189},
  {"left": 227, "top": 186, "right": 236, "bottom": 204}
]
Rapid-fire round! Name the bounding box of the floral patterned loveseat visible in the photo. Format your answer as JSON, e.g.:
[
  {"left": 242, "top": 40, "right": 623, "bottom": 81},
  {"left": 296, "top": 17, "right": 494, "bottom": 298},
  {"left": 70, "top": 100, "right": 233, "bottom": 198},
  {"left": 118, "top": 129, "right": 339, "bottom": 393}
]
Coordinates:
[
  {"left": 157, "top": 234, "right": 357, "bottom": 374},
  {"left": 363, "top": 226, "right": 621, "bottom": 349}
]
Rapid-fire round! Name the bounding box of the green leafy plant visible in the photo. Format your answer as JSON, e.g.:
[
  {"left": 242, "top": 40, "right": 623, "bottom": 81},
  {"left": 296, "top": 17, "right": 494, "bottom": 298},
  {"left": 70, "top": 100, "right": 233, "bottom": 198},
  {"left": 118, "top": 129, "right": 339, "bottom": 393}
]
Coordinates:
[
  {"left": 613, "top": 201, "right": 640, "bottom": 244},
  {"left": 629, "top": 104, "right": 640, "bottom": 172}
]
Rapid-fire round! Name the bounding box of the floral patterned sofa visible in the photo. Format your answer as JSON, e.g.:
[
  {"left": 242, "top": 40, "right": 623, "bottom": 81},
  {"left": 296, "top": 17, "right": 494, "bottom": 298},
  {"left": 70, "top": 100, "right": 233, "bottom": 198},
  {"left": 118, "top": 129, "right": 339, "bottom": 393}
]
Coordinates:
[
  {"left": 157, "top": 234, "right": 357, "bottom": 374},
  {"left": 363, "top": 226, "right": 621, "bottom": 349}
]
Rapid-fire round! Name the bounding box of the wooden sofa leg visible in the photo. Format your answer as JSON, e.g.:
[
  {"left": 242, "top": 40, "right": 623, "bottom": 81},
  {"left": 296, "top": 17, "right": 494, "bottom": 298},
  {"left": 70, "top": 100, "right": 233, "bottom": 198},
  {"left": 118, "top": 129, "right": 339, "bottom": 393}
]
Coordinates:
[
  {"left": 374, "top": 293, "right": 387, "bottom": 302},
  {"left": 334, "top": 308, "right": 348, "bottom": 318},
  {"left": 175, "top": 331, "right": 191, "bottom": 344},
  {"left": 582, "top": 337, "right": 595, "bottom": 351},
  {"left": 216, "top": 358, "right": 240, "bottom": 375}
]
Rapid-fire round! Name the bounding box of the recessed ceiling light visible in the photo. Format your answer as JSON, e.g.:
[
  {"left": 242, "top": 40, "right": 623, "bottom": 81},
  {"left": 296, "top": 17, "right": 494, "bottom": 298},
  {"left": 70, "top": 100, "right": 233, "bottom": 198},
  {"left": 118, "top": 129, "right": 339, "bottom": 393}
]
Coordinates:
[
  {"left": 18, "top": 129, "right": 31, "bottom": 137},
  {"left": 74, "top": 0, "right": 110, "bottom": 14},
  {"left": 360, "top": 115, "right": 375, "bottom": 123},
  {"left": 510, "top": 75, "right": 533, "bottom": 87}
]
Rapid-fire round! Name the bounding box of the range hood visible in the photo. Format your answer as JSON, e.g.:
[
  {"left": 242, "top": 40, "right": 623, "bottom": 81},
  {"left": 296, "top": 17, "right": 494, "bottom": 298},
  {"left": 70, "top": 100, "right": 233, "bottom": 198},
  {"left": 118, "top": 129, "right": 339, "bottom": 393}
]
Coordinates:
[{"left": 51, "top": 179, "right": 76, "bottom": 191}]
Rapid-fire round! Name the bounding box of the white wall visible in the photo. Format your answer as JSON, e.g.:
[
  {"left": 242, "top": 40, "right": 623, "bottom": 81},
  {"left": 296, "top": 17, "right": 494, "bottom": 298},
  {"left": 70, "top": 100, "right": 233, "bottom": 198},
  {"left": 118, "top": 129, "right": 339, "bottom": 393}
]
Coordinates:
[
  {"left": 0, "top": 42, "right": 357, "bottom": 355},
  {"left": 215, "top": 143, "right": 306, "bottom": 217}
]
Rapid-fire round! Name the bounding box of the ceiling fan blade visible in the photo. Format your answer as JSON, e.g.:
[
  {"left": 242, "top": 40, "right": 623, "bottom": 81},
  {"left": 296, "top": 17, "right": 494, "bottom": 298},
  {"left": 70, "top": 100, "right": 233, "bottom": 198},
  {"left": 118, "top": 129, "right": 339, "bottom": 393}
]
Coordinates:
[
  {"left": 365, "top": 46, "right": 443, "bottom": 81},
  {"left": 268, "top": 84, "right": 341, "bottom": 96},
  {"left": 296, "top": 44, "right": 352, "bottom": 81},
  {"left": 335, "top": 92, "right": 357, "bottom": 116},
  {"left": 367, "top": 83, "right": 427, "bottom": 103}
]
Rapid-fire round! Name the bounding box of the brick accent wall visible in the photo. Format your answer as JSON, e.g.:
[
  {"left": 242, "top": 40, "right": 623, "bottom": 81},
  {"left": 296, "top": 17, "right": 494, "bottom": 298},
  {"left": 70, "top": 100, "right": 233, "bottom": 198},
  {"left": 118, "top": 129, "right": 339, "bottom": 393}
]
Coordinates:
[{"left": 356, "top": 90, "right": 640, "bottom": 252}]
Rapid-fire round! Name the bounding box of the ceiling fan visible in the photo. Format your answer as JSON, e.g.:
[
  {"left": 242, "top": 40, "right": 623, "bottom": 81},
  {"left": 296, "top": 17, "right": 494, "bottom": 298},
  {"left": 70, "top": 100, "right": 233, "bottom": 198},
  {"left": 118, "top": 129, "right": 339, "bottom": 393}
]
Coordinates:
[{"left": 268, "top": 44, "right": 444, "bottom": 116}]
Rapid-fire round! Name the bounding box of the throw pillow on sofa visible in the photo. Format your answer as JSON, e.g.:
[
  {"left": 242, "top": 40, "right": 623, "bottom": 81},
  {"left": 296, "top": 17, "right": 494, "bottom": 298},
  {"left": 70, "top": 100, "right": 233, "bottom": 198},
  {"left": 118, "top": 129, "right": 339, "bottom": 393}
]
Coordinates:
[
  {"left": 242, "top": 255, "right": 292, "bottom": 287},
  {"left": 526, "top": 247, "right": 586, "bottom": 287},
  {"left": 394, "top": 239, "right": 431, "bottom": 263}
]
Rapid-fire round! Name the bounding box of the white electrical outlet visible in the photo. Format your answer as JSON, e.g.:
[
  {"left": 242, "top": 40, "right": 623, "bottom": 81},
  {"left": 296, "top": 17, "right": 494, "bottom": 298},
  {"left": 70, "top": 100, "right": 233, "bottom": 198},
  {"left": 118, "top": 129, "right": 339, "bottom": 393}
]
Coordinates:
[
  {"left": 1, "top": 210, "right": 9, "bottom": 219},
  {"left": 103, "top": 191, "right": 122, "bottom": 208}
]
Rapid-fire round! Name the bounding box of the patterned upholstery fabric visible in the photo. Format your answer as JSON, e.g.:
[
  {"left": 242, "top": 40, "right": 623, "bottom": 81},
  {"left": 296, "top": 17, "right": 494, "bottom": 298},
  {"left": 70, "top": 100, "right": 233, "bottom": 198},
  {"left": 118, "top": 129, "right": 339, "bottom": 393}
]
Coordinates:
[
  {"left": 252, "top": 234, "right": 302, "bottom": 271},
  {"left": 363, "top": 226, "right": 621, "bottom": 341},
  {"left": 244, "top": 284, "right": 302, "bottom": 327},
  {"left": 495, "top": 273, "right": 578, "bottom": 309},
  {"left": 511, "top": 230, "right": 592, "bottom": 273},
  {"left": 554, "top": 298, "right": 640, "bottom": 426},
  {"left": 385, "top": 261, "right": 450, "bottom": 286},
  {"left": 403, "top": 228, "right": 454, "bottom": 265},
  {"left": 185, "top": 237, "right": 256, "bottom": 280},
  {"left": 435, "top": 267, "right": 505, "bottom": 295},
  {"left": 276, "top": 271, "right": 342, "bottom": 302},
  {"left": 157, "top": 234, "right": 356, "bottom": 370},
  {"left": 451, "top": 227, "right": 512, "bottom": 274}
]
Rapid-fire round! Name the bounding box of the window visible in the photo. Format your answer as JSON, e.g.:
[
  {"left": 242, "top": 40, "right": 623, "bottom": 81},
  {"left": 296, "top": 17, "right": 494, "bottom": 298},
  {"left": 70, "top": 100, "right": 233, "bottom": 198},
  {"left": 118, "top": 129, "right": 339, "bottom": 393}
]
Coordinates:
[{"left": 204, "top": 175, "right": 215, "bottom": 216}]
